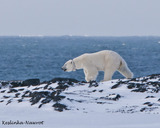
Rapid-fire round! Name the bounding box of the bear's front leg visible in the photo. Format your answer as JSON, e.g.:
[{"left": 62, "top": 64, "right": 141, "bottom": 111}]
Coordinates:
[{"left": 83, "top": 67, "right": 98, "bottom": 82}]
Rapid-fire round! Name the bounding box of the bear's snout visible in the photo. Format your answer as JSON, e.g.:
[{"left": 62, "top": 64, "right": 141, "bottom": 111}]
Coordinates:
[{"left": 61, "top": 67, "right": 67, "bottom": 71}]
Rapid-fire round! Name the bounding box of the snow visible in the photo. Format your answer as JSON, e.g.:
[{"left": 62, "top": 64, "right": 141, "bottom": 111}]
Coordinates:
[
  {"left": 1, "top": 104, "right": 160, "bottom": 128},
  {"left": 0, "top": 75, "right": 160, "bottom": 128}
]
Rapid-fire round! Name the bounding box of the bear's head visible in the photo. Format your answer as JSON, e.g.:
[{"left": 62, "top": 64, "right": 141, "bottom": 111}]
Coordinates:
[{"left": 61, "top": 60, "right": 76, "bottom": 72}]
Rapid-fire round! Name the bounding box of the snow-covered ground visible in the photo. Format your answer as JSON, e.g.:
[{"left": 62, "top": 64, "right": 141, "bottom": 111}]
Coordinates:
[{"left": 0, "top": 74, "right": 160, "bottom": 128}]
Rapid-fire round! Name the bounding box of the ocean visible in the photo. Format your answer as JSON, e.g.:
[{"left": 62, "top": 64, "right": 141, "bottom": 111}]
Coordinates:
[{"left": 0, "top": 36, "right": 159, "bottom": 82}]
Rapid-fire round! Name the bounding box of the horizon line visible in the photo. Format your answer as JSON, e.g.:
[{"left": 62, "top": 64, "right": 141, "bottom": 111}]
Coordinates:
[{"left": 0, "top": 35, "right": 160, "bottom": 37}]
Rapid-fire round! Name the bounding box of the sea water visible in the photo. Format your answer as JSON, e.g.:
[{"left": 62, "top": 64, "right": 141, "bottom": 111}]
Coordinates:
[{"left": 0, "top": 36, "right": 159, "bottom": 82}]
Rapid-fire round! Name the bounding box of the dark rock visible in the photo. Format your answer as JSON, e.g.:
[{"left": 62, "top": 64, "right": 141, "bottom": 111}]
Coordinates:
[
  {"left": 7, "top": 89, "right": 18, "bottom": 93},
  {"left": 18, "top": 88, "right": 25, "bottom": 91},
  {"left": 143, "top": 102, "right": 153, "bottom": 106},
  {"left": 111, "top": 80, "right": 129, "bottom": 89},
  {"left": 10, "top": 81, "right": 22, "bottom": 88},
  {"left": 18, "top": 99, "right": 23, "bottom": 103},
  {"left": 89, "top": 81, "right": 98, "bottom": 87},
  {"left": 3, "top": 96, "right": 10, "bottom": 99},
  {"left": 30, "top": 91, "right": 50, "bottom": 105},
  {"left": 108, "top": 94, "right": 121, "bottom": 101},
  {"left": 50, "top": 91, "right": 57, "bottom": 98},
  {"left": 33, "top": 87, "right": 42, "bottom": 90},
  {"left": 0, "top": 100, "right": 4, "bottom": 103},
  {"left": 0, "top": 90, "right": 6, "bottom": 93},
  {"left": 52, "top": 103, "right": 67, "bottom": 112},
  {"left": 97, "top": 102, "right": 105, "bottom": 104},
  {"left": 145, "top": 96, "right": 155, "bottom": 99},
  {"left": 140, "top": 107, "right": 146, "bottom": 112},
  {"left": 100, "top": 94, "right": 121, "bottom": 101},
  {"left": 99, "top": 90, "right": 103, "bottom": 92},
  {"left": 56, "top": 82, "right": 69, "bottom": 90},
  {"left": 1, "top": 81, "right": 9, "bottom": 86},
  {"left": 52, "top": 95, "right": 66, "bottom": 102},
  {"left": 48, "top": 87, "right": 54, "bottom": 90},
  {"left": 131, "top": 86, "right": 147, "bottom": 93},
  {"left": 50, "top": 78, "right": 79, "bottom": 84},
  {"left": 147, "top": 81, "right": 160, "bottom": 87},
  {"left": 130, "top": 78, "right": 137, "bottom": 81},
  {"left": 149, "top": 74, "right": 160, "bottom": 79},
  {"left": 143, "top": 102, "right": 151, "bottom": 105},
  {"left": 6, "top": 99, "right": 12, "bottom": 105},
  {"left": 22, "top": 91, "right": 31, "bottom": 97},
  {"left": 30, "top": 95, "right": 42, "bottom": 105},
  {"left": 41, "top": 98, "right": 52, "bottom": 104},
  {"left": 38, "top": 104, "right": 43, "bottom": 108},
  {"left": 135, "top": 83, "right": 145, "bottom": 88},
  {"left": 43, "top": 84, "right": 49, "bottom": 89},
  {"left": 111, "top": 83, "right": 120, "bottom": 89},
  {"left": 127, "top": 83, "right": 136, "bottom": 89},
  {"left": 92, "top": 90, "right": 96, "bottom": 92},
  {"left": 22, "top": 79, "right": 40, "bottom": 86},
  {"left": 15, "top": 93, "right": 21, "bottom": 98}
]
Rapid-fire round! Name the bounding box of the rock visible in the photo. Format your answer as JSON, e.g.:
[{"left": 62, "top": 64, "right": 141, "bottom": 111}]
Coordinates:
[
  {"left": 43, "top": 84, "right": 49, "bottom": 89},
  {"left": 145, "top": 96, "right": 155, "bottom": 99},
  {"left": 52, "top": 95, "right": 66, "bottom": 102},
  {"left": 108, "top": 94, "right": 121, "bottom": 101},
  {"left": 6, "top": 99, "right": 12, "bottom": 105},
  {"left": 50, "top": 78, "right": 79, "bottom": 84},
  {"left": 1, "top": 81, "right": 9, "bottom": 87},
  {"left": 33, "top": 87, "right": 42, "bottom": 90},
  {"left": 97, "top": 102, "right": 105, "bottom": 104},
  {"left": 41, "top": 98, "right": 52, "bottom": 104},
  {"left": 0, "top": 90, "right": 6, "bottom": 93},
  {"left": 30, "top": 91, "right": 50, "bottom": 105},
  {"left": 111, "top": 83, "right": 120, "bottom": 89},
  {"left": 52, "top": 103, "right": 67, "bottom": 112},
  {"left": 18, "top": 99, "right": 23, "bottom": 103},
  {"left": 15, "top": 93, "right": 21, "bottom": 98},
  {"left": 0, "top": 100, "right": 4, "bottom": 103},
  {"left": 56, "top": 82, "right": 69, "bottom": 90},
  {"left": 127, "top": 83, "right": 136, "bottom": 89},
  {"left": 99, "top": 90, "right": 103, "bottom": 92},
  {"left": 131, "top": 86, "right": 147, "bottom": 93},
  {"left": 100, "top": 94, "right": 121, "bottom": 101},
  {"left": 140, "top": 107, "right": 146, "bottom": 112},
  {"left": 7, "top": 89, "right": 18, "bottom": 93},
  {"left": 38, "top": 104, "right": 43, "bottom": 108},
  {"left": 10, "top": 81, "right": 23, "bottom": 88},
  {"left": 111, "top": 80, "right": 129, "bottom": 89},
  {"left": 92, "top": 90, "right": 96, "bottom": 92},
  {"left": 22, "top": 79, "right": 40, "bottom": 86},
  {"left": 89, "top": 81, "right": 98, "bottom": 87},
  {"left": 22, "top": 91, "right": 31, "bottom": 97},
  {"left": 18, "top": 88, "right": 25, "bottom": 91},
  {"left": 3, "top": 96, "right": 10, "bottom": 99},
  {"left": 50, "top": 91, "right": 57, "bottom": 98}
]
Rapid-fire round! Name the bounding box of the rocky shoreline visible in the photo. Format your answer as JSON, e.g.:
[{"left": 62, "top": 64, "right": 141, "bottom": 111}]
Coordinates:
[{"left": 0, "top": 74, "right": 160, "bottom": 113}]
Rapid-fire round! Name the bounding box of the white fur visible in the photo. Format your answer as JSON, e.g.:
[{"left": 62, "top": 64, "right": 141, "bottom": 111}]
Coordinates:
[{"left": 62, "top": 50, "right": 133, "bottom": 82}]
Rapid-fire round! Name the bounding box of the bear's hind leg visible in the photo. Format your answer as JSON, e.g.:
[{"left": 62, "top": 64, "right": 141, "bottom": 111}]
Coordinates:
[{"left": 103, "top": 69, "right": 115, "bottom": 81}]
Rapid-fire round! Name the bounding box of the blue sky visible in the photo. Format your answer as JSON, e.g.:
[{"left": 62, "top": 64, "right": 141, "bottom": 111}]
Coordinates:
[{"left": 0, "top": 0, "right": 160, "bottom": 36}]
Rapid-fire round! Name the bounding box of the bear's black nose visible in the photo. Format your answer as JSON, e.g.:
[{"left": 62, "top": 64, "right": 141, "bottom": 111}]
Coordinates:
[{"left": 61, "top": 67, "right": 67, "bottom": 71}]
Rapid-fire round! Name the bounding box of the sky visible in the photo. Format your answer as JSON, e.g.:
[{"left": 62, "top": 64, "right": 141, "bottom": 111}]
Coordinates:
[{"left": 0, "top": 0, "right": 160, "bottom": 36}]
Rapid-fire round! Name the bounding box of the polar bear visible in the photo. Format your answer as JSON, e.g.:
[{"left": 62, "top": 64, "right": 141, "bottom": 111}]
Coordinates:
[{"left": 62, "top": 50, "right": 133, "bottom": 82}]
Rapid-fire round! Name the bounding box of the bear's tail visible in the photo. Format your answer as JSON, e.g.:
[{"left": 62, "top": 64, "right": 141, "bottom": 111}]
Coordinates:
[{"left": 118, "top": 58, "right": 133, "bottom": 79}]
